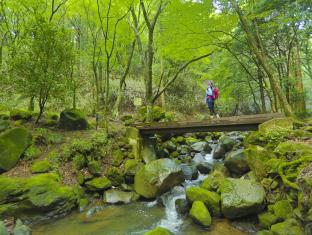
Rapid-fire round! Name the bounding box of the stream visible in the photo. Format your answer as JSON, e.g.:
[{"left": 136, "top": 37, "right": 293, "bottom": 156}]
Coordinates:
[{"left": 33, "top": 135, "right": 248, "bottom": 235}]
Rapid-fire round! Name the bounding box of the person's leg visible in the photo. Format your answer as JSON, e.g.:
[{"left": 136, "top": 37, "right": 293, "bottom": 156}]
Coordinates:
[{"left": 208, "top": 100, "right": 214, "bottom": 117}]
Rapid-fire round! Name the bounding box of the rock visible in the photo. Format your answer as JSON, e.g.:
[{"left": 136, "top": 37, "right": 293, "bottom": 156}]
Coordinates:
[
  {"left": 189, "top": 201, "right": 212, "bottom": 227},
  {"left": 274, "top": 141, "right": 312, "bottom": 159},
  {"left": 224, "top": 149, "right": 249, "bottom": 177},
  {"left": 85, "top": 177, "right": 112, "bottom": 192},
  {"left": 190, "top": 142, "right": 212, "bottom": 153},
  {"left": 134, "top": 158, "right": 184, "bottom": 199},
  {"left": 201, "top": 175, "right": 221, "bottom": 192},
  {"left": 220, "top": 178, "right": 265, "bottom": 219},
  {"left": 31, "top": 160, "right": 51, "bottom": 174},
  {"left": 0, "top": 112, "right": 10, "bottom": 120},
  {"left": 213, "top": 135, "right": 236, "bottom": 159},
  {"left": 271, "top": 219, "right": 305, "bottom": 235},
  {"left": 0, "top": 173, "right": 77, "bottom": 222},
  {"left": 106, "top": 166, "right": 125, "bottom": 186},
  {"left": 175, "top": 198, "right": 191, "bottom": 215},
  {"left": 143, "top": 227, "right": 173, "bottom": 235},
  {"left": 13, "top": 219, "right": 31, "bottom": 235},
  {"left": 186, "top": 186, "right": 221, "bottom": 217},
  {"left": 59, "top": 109, "right": 88, "bottom": 130},
  {"left": 259, "top": 118, "right": 293, "bottom": 134},
  {"left": 72, "top": 154, "right": 86, "bottom": 170},
  {"left": 124, "top": 160, "right": 143, "bottom": 176},
  {"left": 192, "top": 153, "right": 205, "bottom": 164},
  {"left": 213, "top": 144, "right": 226, "bottom": 159},
  {"left": 175, "top": 136, "right": 185, "bottom": 144},
  {"left": 0, "top": 127, "right": 32, "bottom": 173},
  {"left": 210, "top": 163, "right": 230, "bottom": 178},
  {"left": 103, "top": 189, "right": 139, "bottom": 204},
  {"left": 272, "top": 200, "right": 293, "bottom": 220},
  {"left": 244, "top": 145, "right": 275, "bottom": 181},
  {"left": 10, "top": 110, "right": 32, "bottom": 121},
  {"left": 112, "top": 150, "right": 125, "bottom": 167},
  {"left": 0, "top": 221, "right": 8, "bottom": 235},
  {"left": 88, "top": 161, "right": 102, "bottom": 176},
  {"left": 258, "top": 211, "right": 279, "bottom": 229},
  {"left": 197, "top": 162, "right": 212, "bottom": 174},
  {"left": 163, "top": 141, "right": 176, "bottom": 152},
  {"left": 180, "top": 164, "right": 198, "bottom": 180}
]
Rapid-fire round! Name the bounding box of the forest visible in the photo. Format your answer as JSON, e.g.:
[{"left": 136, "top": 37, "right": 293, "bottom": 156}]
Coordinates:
[{"left": 0, "top": 0, "right": 311, "bottom": 235}]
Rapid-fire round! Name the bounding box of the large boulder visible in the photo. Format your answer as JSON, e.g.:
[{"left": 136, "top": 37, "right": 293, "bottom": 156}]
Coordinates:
[
  {"left": 103, "top": 189, "right": 139, "bottom": 204},
  {"left": 189, "top": 201, "right": 212, "bottom": 227},
  {"left": 220, "top": 178, "right": 265, "bottom": 219},
  {"left": 59, "top": 109, "right": 88, "bottom": 130},
  {"left": 134, "top": 158, "right": 184, "bottom": 199},
  {"left": 0, "top": 173, "right": 77, "bottom": 222},
  {"left": 0, "top": 127, "right": 32, "bottom": 173},
  {"left": 85, "top": 177, "right": 112, "bottom": 192},
  {"left": 186, "top": 186, "right": 221, "bottom": 217},
  {"left": 224, "top": 149, "right": 250, "bottom": 177}
]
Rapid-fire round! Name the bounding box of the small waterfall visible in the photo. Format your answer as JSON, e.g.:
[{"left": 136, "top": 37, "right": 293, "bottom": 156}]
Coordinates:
[{"left": 158, "top": 186, "right": 185, "bottom": 233}]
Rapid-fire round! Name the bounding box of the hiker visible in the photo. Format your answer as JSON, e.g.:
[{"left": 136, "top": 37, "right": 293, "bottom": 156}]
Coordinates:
[{"left": 206, "top": 81, "right": 219, "bottom": 118}]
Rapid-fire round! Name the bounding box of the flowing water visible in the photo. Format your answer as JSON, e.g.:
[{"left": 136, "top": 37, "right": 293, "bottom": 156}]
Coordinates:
[{"left": 33, "top": 140, "right": 248, "bottom": 235}]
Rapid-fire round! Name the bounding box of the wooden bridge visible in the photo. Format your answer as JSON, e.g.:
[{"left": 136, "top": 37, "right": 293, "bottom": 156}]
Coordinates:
[{"left": 134, "top": 113, "right": 284, "bottom": 136}]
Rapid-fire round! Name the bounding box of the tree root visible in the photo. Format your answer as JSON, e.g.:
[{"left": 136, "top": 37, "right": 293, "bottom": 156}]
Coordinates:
[{"left": 277, "top": 156, "right": 312, "bottom": 190}]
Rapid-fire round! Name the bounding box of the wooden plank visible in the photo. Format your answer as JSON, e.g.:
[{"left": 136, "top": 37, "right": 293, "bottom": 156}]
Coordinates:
[{"left": 133, "top": 113, "right": 284, "bottom": 135}]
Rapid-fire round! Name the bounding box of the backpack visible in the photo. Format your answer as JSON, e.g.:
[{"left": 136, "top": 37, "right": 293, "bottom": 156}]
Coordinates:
[{"left": 213, "top": 87, "right": 219, "bottom": 100}]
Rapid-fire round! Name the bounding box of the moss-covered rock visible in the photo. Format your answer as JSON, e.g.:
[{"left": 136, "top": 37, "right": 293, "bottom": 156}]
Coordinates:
[
  {"left": 112, "top": 150, "right": 125, "bottom": 167},
  {"left": 220, "top": 178, "right": 265, "bottom": 219},
  {"left": 10, "top": 110, "right": 32, "bottom": 121},
  {"left": 103, "top": 189, "right": 139, "bottom": 204},
  {"left": 72, "top": 154, "right": 86, "bottom": 170},
  {"left": 143, "top": 227, "right": 173, "bottom": 235},
  {"left": 0, "top": 127, "right": 32, "bottom": 172},
  {"left": 186, "top": 186, "right": 221, "bottom": 217},
  {"left": 210, "top": 163, "right": 230, "bottom": 178},
  {"left": 272, "top": 200, "right": 293, "bottom": 220},
  {"left": 244, "top": 145, "right": 275, "bottom": 181},
  {"left": 258, "top": 211, "right": 279, "bottom": 229},
  {"left": 256, "top": 230, "right": 274, "bottom": 235},
  {"left": 224, "top": 149, "right": 249, "bottom": 176},
  {"left": 59, "top": 109, "right": 88, "bottom": 130},
  {"left": 138, "top": 106, "right": 166, "bottom": 122},
  {"left": 274, "top": 141, "right": 312, "bottom": 159},
  {"left": 270, "top": 219, "right": 305, "bottom": 235},
  {"left": 200, "top": 175, "right": 222, "bottom": 192},
  {"left": 189, "top": 201, "right": 212, "bottom": 227},
  {"left": 106, "top": 166, "right": 125, "bottom": 186},
  {"left": 134, "top": 158, "right": 184, "bottom": 199},
  {"left": 12, "top": 219, "right": 31, "bottom": 235},
  {"left": 85, "top": 177, "right": 112, "bottom": 192},
  {"left": 124, "top": 159, "right": 143, "bottom": 176},
  {"left": 0, "top": 120, "right": 10, "bottom": 133},
  {"left": 0, "top": 173, "right": 77, "bottom": 222},
  {"left": 259, "top": 118, "right": 293, "bottom": 134},
  {"left": 31, "top": 160, "right": 51, "bottom": 174},
  {"left": 87, "top": 161, "right": 101, "bottom": 176}
]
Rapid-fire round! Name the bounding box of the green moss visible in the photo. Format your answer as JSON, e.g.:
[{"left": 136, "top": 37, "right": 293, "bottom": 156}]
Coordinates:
[
  {"left": 273, "top": 200, "right": 293, "bottom": 220},
  {"left": 170, "top": 151, "right": 179, "bottom": 158},
  {"left": 124, "top": 159, "right": 143, "bottom": 176},
  {"left": 59, "top": 109, "right": 88, "bottom": 130},
  {"left": 271, "top": 219, "right": 304, "bottom": 235},
  {"left": 72, "top": 154, "right": 86, "bottom": 170},
  {"left": 256, "top": 230, "right": 274, "bottom": 235},
  {"left": 189, "top": 201, "right": 212, "bottom": 227},
  {"left": 85, "top": 177, "right": 112, "bottom": 192},
  {"left": 0, "top": 127, "right": 32, "bottom": 172},
  {"left": 274, "top": 141, "right": 312, "bottom": 159},
  {"left": 200, "top": 175, "right": 221, "bottom": 191},
  {"left": 23, "top": 145, "right": 41, "bottom": 161},
  {"left": 0, "top": 177, "right": 24, "bottom": 204},
  {"left": 112, "top": 150, "right": 125, "bottom": 167},
  {"left": 10, "top": 109, "right": 32, "bottom": 121},
  {"left": 144, "top": 227, "right": 173, "bottom": 235},
  {"left": 0, "top": 120, "right": 10, "bottom": 133},
  {"left": 0, "top": 221, "right": 8, "bottom": 235},
  {"left": 186, "top": 186, "right": 221, "bottom": 217},
  {"left": 31, "top": 160, "right": 52, "bottom": 174},
  {"left": 258, "top": 211, "right": 279, "bottom": 229},
  {"left": 106, "top": 167, "right": 124, "bottom": 186},
  {"left": 88, "top": 161, "right": 101, "bottom": 176}
]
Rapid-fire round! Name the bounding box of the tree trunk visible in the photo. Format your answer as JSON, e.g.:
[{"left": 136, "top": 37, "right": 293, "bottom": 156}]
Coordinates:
[
  {"left": 258, "top": 70, "right": 266, "bottom": 113},
  {"left": 28, "top": 96, "right": 35, "bottom": 112},
  {"left": 232, "top": 1, "right": 293, "bottom": 116},
  {"left": 145, "top": 30, "right": 154, "bottom": 122}
]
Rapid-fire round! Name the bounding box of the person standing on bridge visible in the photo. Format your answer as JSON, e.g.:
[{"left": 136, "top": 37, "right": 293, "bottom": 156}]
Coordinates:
[{"left": 206, "top": 81, "right": 220, "bottom": 118}]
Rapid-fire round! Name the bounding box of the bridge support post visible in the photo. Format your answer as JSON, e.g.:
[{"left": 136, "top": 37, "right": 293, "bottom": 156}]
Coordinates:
[{"left": 126, "top": 127, "right": 156, "bottom": 163}]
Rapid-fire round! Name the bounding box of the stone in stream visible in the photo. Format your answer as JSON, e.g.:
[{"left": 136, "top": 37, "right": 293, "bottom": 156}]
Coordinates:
[
  {"left": 175, "top": 198, "right": 191, "bottom": 215},
  {"left": 196, "top": 162, "right": 212, "bottom": 174},
  {"left": 224, "top": 149, "right": 249, "bottom": 177},
  {"left": 180, "top": 164, "right": 198, "bottom": 180},
  {"left": 12, "top": 219, "right": 32, "bottom": 235},
  {"left": 190, "top": 142, "right": 212, "bottom": 153},
  {"left": 189, "top": 201, "right": 212, "bottom": 227},
  {"left": 213, "top": 135, "right": 236, "bottom": 159},
  {"left": 186, "top": 186, "right": 221, "bottom": 217},
  {"left": 0, "top": 127, "right": 32, "bottom": 173},
  {"left": 219, "top": 178, "right": 265, "bottom": 219},
  {"left": 144, "top": 227, "right": 173, "bottom": 235},
  {"left": 134, "top": 158, "right": 184, "bottom": 199},
  {"left": 103, "top": 189, "right": 139, "bottom": 204}
]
